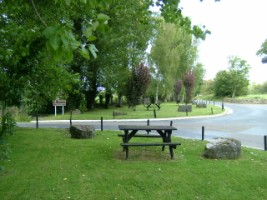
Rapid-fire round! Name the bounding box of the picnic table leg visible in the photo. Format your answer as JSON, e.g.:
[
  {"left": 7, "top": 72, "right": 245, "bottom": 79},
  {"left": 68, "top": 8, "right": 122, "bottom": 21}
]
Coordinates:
[
  {"left": 169, "top": 146, "right": 174, "bottom": 160},
  {"left": 156, "top": 130, "right": 167, "bottom": 151},
  {"left": 125, "top": 146, "right": 129, "bottom": 159}
]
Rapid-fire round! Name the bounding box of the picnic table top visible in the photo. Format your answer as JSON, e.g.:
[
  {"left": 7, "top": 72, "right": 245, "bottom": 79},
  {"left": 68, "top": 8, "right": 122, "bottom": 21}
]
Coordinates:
[{"left": 118, "top": 125, "right": 177, "bottom": 131}]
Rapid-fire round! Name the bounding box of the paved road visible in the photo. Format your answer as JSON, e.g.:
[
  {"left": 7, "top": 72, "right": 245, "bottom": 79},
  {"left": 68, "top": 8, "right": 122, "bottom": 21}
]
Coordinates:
[{"left": 17, "top": 103, "right": 267, "bottom": 150}]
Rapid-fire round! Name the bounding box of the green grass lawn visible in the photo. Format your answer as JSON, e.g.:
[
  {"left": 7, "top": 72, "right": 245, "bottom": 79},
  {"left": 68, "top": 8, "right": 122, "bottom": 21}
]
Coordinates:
[
  {"left": 1, "top": 128, "right": 267, "bottom": 199},
  {"left": 237, "top": 94, "right": 267, "bottom": 99},
  {"left": 37, "top": 102, "right": 222, "bottom": 121}
]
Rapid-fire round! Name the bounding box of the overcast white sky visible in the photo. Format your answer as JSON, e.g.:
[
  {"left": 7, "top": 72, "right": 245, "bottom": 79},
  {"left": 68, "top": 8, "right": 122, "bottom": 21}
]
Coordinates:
[{"left": 179, "top": 0, "right": 267, "bottom": 84}]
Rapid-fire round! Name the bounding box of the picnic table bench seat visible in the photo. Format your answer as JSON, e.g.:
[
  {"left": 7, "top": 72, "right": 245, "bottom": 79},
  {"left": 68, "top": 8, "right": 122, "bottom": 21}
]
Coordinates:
[
  {"left": 118, "top": 133, "right": 161, "bottom": 138},
  {"left": 120, "top": 142, "right": 181, "bottom": 159}
]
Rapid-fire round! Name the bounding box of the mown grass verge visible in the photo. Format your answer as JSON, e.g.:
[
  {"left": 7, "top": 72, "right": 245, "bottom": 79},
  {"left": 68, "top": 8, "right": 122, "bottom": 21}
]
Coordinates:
[
  {"left": 0, "top": 128, "right": 266, "bottom": 200},
  {"left": 38, "top": 102, "right": 222, "bottom": 121}
]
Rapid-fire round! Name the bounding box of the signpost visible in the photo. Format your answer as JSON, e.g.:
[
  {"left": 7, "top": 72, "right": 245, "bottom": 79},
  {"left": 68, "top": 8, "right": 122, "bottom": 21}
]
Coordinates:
[{"left": 53, "top": 100, "right": 66, "bottom": 116}]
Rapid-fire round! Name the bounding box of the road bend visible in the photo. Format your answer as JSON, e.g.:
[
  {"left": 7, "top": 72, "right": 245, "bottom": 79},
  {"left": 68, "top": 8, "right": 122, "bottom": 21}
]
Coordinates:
[{"left": 17, "top": 103, "right": 267, "bottom": 150}]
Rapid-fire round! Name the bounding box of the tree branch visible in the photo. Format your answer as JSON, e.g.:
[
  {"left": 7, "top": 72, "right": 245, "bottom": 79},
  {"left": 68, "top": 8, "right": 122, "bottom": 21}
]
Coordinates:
[{"left": 31, "top": 0, "right": 47, "bottom": 26}]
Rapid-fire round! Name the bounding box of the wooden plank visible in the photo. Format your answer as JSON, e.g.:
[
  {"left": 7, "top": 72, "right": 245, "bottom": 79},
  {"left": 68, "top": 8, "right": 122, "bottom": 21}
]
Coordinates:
[
  {"left": 118, "top": 134, "right": 161, "bottom": 138},
  {"left": 120, "top": 142, "right": 181, "bottom": 147},
  {"left": 118, "top": 125, "right": 177, "bottom": 131}
]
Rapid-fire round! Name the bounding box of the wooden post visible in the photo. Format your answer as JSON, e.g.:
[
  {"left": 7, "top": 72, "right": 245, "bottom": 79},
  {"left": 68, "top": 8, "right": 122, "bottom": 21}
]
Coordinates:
[
  {"left": 101, "top": 117, "right": 103, "bottom": 131},
  {"left": 202, "top": 126, "right": 205, "bottom": 141},
  {"left": 54, "top": 106, "right": 57, "bottom": 116},
  {"left": 70, "top": 110, "right": 72, "bottom": 126},
  {"left": 36, "top": 112, "right": 39, "bottom": 129},
  {"left": 147, "top": 119, "right": 150, "bottom": 134}
]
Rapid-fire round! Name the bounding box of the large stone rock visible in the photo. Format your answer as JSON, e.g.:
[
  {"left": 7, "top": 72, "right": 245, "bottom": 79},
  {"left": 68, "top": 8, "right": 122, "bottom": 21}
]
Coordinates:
[
  {"left": 69, "top": 125, "right": 95, "bottom": 139},
  {"left": 196, "top": 103, "right": 207, "bottom": 108},
  {"left": 178, "top": 105, "right": 192, "bottom": 112},
  {"left": 203, "top": 138, "right": 241, "bottom": 159}
]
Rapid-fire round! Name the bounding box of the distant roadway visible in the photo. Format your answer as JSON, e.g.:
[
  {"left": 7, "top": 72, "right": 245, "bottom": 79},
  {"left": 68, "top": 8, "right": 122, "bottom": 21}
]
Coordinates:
[{"left": 17, "top": 103, "right": 267, "bottom": 150}]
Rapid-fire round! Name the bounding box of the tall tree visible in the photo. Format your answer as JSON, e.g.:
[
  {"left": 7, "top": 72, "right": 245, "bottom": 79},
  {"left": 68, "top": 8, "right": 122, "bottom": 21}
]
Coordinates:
[
  {"left": 213, "top": 70, "right": 232, "bottom": 97},
  {"left": 214, "top": 56, "right": 250, "bottom": 98},
  {"left": 150, "top": 22, "right": 198, "bottom": 101},
  {"left": 183, "top": 71, "right": 195, "bottom": 104},
  {"left": 174, "top": 79, "right": 183, "bottom": 103},
  {"left": 125, "top": 63, "right": 151, "bottom": 110},
  {"left": 256, "top": 38, "right": 267, "bottom": 63},
  {"left": 193, "top": 63, "right": 206, "bottom": 96},
  {"left": 228, "top": 56, "right": 250, "bottom": 98}
]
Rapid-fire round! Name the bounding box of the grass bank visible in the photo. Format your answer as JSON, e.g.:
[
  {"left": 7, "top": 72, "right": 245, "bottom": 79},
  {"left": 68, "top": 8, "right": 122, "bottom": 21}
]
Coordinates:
[
  {"left": 0, "top": 128, "right": 266, "bottom": 199},
  {"left": 38, "top": 102, "right": 222, "bottom": 121}
]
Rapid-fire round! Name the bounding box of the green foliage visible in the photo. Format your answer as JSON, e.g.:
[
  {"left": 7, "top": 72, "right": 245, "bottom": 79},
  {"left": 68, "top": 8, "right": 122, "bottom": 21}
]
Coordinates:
[
  {"left": 249, "top": 81, "right": 267, "bottom": 94},
  {"left": 125, "top": 63, "right": 151, "bottom": 109},
  {"left": 193, "top": 63, "right": 206, "bottom": 96},
  {"left": 183, "top": 71, "right": 196, "bottom": 103},
  {"left": 256, "top": 38, "right": 267, "bottom": 56},
  {"left": 174, "top": 79, "right": 183, "bottom": 103},
  {"left": 0, "top": 110, "right": 16, "bottom": 163},
  {"left": 214, "top": 70, "right": 232, "bottom": 97},
  {"left": 214, "top": 56, "right": 250, "bottom": 98},
  {"left": 0, "top": 139, "right": 10, "bottom": 162},
  {"left": 201, "top": 80, "right": 214, "bottom": 96},
  {"left": 0, "top": 112, "right": 16, "bottom": 137}
]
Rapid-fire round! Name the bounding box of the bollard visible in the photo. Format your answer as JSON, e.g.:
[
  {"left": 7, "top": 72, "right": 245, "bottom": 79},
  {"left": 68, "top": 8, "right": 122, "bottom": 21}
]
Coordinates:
[
  {"left": 264, "top": 135, "right": 267, "bottom": 151},
  {"left": 202, "top": 126, "right": 205, "bottom": 141},
  {"left": 36, "top": 113, "right": 39, "bottom": 129},
  {"left": 170, "top": 121, "right": 173, "bottom": 126},
  {"left": 147, "top": 119, "right": 150, "bottom": 134},
  {"left": 186, "top": 107, "right": 188, "bottom": 116},
  {"left": 211, "top": 107, "right": 214, "bottom": 115},
  {"left": 70, "top": 110, "right": 72, "bottom": 126},
  {"left": 153, "top": 109, "right": 157, "bottom": 118},
  {"left": 222, "top": 101, "right": 224, "bottom": 111},
  {"left": 101, "top": 117, "right": 103, "bottom": 131}
]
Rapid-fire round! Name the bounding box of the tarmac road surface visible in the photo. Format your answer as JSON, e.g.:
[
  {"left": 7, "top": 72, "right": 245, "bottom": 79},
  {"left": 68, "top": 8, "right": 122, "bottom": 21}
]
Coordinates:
[{"left": 17, "top": 102, "right": 267, "bottom": 150}]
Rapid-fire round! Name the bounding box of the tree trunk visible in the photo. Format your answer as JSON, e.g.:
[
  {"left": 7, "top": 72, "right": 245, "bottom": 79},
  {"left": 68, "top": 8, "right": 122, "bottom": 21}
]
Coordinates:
[
  {"left": 104, "top": 92, "right": 111, "bottom": 109},
  {"left": 117, "top": 93, "right": 122, "bottom": 107},
  {"left": 232, "top": 86, "right": 236, "bottom": 98},
  {"left": 155, "top": 83, "right": 159, "bottom": 104},
  {"left": 86, "top": 90, "right": 97, "bottom": 110}
]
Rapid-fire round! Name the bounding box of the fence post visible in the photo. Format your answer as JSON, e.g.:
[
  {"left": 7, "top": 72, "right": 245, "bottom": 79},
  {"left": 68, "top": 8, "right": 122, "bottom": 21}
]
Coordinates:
[
  {"left": 101, "top": 116, "right": 103, "bottom": 131},
  {"left": 70, "top": 110, "right": 72, "bottom": 126},
  {"left": 153, "top": 109, "right": 157, "bottom": 118},
  {"left": 147, "top": 119, "right": 150, "bottom": 134},
  {"left": 202, "top": 126, "right": 205, "bottom": 141},
  {"left": 36, "top": 112, "right": 39, "bottom": 129},
  {"left": 264, "top": 135, "right": 267, "bottom": 151}
]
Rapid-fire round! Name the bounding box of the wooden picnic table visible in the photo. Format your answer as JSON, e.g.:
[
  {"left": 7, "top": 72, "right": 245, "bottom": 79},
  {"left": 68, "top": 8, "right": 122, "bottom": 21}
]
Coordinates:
[{"left": 118, "top": 125, "right": 180, "bottom": 159}]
